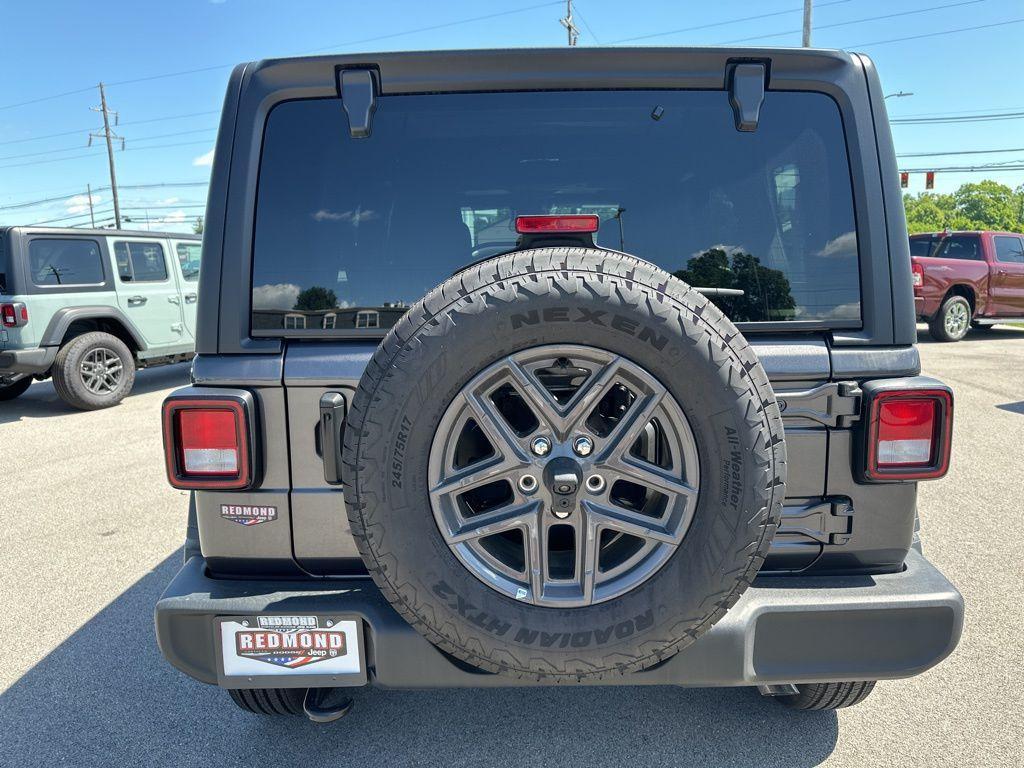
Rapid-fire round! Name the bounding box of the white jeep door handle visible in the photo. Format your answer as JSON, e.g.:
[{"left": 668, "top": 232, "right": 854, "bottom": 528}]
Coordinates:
[{"left": 127, "top": 295, "right": 147, "bottom": 306}]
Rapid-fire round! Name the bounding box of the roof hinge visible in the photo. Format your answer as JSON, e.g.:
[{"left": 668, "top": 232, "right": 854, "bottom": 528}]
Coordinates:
[
  {"left": 337, "top": 68, "right": 379, "bottom": 139},
  {"left": 727, "top": 61, "right": 767, "bottom": 132}
]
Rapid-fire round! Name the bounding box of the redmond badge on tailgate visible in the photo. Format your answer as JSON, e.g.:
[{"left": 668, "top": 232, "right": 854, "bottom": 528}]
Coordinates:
[{"left": 219, "top": 616, "right": 363, "bottom": 677}]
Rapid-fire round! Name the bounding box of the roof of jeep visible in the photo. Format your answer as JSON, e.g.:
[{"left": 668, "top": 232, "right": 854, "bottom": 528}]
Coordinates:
[
  {"left": 238, "top": 46, "right": 863, "bottom": 95},
  {"left": 1, "top": 226, "right": 200, "bottom": 239}
]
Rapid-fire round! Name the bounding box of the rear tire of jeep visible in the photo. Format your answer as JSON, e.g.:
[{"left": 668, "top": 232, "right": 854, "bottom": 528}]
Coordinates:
[
  {"left": 776, "top": 681, "right": 876, "bottom": 710},
  {"left": 342, "top": 247, "right": 786, "bottom": 681},
  {"left": 0, "top": 377, "right": 33, "bottom": 401},
  {"left": 51, "top": 331, "right": 136, "bottom": 410},
  {"left": 227, "top": 687, "right": 306, "bottom": 716},
  {"left": 927, "top": 295, "right": 971, "bottom": 342}
]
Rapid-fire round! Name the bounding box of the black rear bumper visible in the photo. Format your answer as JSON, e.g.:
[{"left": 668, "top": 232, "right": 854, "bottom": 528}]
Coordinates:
[
  {"left": 0, "top": 346, "right": 55, "bottom": 377},
  {"left": 155, "top": 548, "right": 962, "bottom": 689}
]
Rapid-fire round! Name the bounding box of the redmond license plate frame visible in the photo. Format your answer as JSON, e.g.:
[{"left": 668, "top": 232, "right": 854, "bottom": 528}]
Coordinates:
[{"left": 215, "top": 614, "right": 367, "bottom": 689}]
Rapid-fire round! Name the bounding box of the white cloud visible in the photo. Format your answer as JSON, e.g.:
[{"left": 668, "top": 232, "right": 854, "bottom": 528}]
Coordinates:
[
  {"left": 161, "top": 210, "right": 187, "bottom": 224},
  {"left": 156, "top": 197, "right": 180, "bottom": 206},
  {"left": 816, "top": 231, "right": 857, "bottom": 259},
  {"left": 193, "top": 149, "right": 215, "bottom": 167},
  {"left": 65, "top": 193, "right": 103, "bottom": 215},
  {"left": 312, "top": 208, "right": 377, "bottom": 223},
  {"left": 689, "top": 243, "right": 747, "bottom": 259},
  {"left": 252, "top": 282, "right": 302, "bottom": 310}
]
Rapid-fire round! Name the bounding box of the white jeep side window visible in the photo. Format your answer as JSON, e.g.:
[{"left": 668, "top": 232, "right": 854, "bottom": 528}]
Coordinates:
[{"left": 114, "top": 241, "right": 168, "bottom": 282}]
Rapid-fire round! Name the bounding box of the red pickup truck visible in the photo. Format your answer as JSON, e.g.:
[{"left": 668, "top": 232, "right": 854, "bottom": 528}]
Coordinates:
[{"left": 910, "top": 230, "right": 1024, "bottom": 341}]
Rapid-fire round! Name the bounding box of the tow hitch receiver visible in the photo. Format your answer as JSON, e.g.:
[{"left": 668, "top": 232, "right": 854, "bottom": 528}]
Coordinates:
[{"left": 302, "top": 688, "right": 354, "bottom": 724}]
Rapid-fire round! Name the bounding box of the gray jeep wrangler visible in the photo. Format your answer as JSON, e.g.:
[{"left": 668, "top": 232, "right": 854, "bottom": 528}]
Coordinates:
[{"left": 155, "top": 47, "right": 963, "bottom": 720}]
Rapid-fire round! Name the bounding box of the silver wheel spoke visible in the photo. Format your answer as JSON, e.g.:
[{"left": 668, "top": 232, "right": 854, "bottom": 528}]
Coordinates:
[
  {"left": 447, "top": 501, "right": 540, "bottom": 544},
  {"left": 463, "top": 389, "right": 530, "bottom": 463},
  {"left": 605, "top": 456, "right": 698, "bottom": 502},
  {"left": 430, "top": 455, "right": 523, "bottom": 498},
  {"left": 583, "top": 500, "right": 680, "bottom": 545},
  {"left": 505, "top": 355, "right": 623, "bottom": 441}
]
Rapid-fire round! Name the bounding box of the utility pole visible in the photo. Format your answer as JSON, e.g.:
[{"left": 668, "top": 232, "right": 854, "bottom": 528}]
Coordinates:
[
  {"left": 802, "top": 0, "right": 813, "bottom": 47},
  {"left": 89, "top": 83, "right": 124, "bottom": 229},
  {"left": 86, "top": 184, "right": 96, "bottom": 228},
  {"left": 560, "top": 0, "right": 579, "bottom": 46}
]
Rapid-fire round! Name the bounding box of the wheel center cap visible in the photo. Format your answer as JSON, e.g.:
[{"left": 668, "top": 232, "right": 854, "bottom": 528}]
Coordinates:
[{"left": 542, "top": 456, "right": 582, "bottom": 519}]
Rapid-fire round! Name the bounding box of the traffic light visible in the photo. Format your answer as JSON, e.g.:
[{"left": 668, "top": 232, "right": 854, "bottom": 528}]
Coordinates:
[
  {"left": 900, "top": 172, "right": 909, "bottom": 188},
  {"left": 926, "top": 172, "right": 935, "bottom": 190}
]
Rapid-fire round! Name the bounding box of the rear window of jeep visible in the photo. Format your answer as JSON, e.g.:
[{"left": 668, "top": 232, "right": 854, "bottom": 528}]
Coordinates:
[
  {"left": 28, "top": 238, "right": 105, "bottom": 286},
  {"left": 251, "top": 90, "right": 860, "bottom": 334}
]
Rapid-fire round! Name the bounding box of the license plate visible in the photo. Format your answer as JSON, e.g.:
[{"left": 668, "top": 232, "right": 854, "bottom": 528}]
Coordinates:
[{"left": 217, "top": 615, "right": 365, "bottom": 685}]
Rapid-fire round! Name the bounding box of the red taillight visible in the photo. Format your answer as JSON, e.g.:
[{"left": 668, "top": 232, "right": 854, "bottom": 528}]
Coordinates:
[
  {"left": 1, "top": 302, "right": 27, "bottom": 328},
  {"left": 515, "top": 215, "right": 600, "bottom": 234},
  {"left": 866, "top": 390, "right": 952, "bottom": 481},
  {"left": 911, "top": 261, "right": 924, "bottom": 290},
  {"left": 162, "top": 396, "right": 252, "bottom": 489}
]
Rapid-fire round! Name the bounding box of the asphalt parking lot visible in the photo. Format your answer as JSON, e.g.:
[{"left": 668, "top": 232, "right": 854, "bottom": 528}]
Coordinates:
[{"left": 1, "top": 326, "right": 1022, "bottom": 767}]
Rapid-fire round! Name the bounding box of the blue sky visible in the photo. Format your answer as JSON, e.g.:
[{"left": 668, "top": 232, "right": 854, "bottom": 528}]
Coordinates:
[{"left": 2, "top": 0, "right": 1022, "bottom": 232}]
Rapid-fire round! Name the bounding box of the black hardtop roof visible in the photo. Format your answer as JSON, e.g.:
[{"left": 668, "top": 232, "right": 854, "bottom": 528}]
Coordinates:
[{"left": 240, "top": 45, "right": 862, "bottom": 95}]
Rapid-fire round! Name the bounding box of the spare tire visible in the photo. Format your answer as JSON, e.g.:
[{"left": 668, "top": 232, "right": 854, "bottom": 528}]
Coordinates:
[{"left": 342, "top": 248, "right": 785, "bottom": 681}]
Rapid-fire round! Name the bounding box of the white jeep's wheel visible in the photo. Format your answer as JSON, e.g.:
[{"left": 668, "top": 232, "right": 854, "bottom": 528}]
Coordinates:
[{"left": 51, "top": 331, "right": 136, "bottom": 410}]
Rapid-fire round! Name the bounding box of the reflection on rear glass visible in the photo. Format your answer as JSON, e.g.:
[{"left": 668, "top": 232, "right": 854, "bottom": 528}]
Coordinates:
[{"left": 252, "top": 90, "right": 861, "bottom": 332}]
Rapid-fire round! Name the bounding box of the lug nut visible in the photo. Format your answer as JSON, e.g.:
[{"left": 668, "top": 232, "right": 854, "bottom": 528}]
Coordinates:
[
  {"left": 530, "top": 436, "right": 552, "bottom": 456},
  {"left": 518, "top": 474, "right": 538, "bottom": 494},
  {"left": 585, "top": 475, "right": 605, "bottom": 494},
  {"left": 572, "top": 436, "right": 594, "bottom": 457}
]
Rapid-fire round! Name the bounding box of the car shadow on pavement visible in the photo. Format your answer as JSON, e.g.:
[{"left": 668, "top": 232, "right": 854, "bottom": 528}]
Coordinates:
[
  {"left": 0, "top": 553, "right": 839, "bottom": 768},
  {"left": 0, "top": 363, "right": 190, "bottom": 424}
]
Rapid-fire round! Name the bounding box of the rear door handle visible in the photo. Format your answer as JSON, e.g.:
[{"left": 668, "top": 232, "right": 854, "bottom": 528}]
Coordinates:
[
  {"left": 126, "top": 295, "right": 147, "bottom": 306},
  {"left": 319, "top": 392, "right": 347, "bottom": 485},
  {"left": 184, "top": 293, "right": 198, "bottom": 304}
]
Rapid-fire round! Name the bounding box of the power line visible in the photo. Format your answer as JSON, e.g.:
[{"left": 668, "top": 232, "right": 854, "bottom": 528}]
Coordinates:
[
  {"left": 0, "top": 3, "right": 562, "bottom": 114},
  {"left": 610, "top": 0, "right": 852, "bottom": 44},
  {"left": 300, "top": 1, "right": 563, "bottom": 53},
  {"left": 892, "top": 111, "right": 1024, "bottom": 125},
  {"left": 0, "top": 85, "right": 96, "bottom": 112},
  {"left": 897, "top": 147, "right": 1024, "bottom": 158},
  {"left": 573, "top": 3, "right": 601, "bottom": 43},
  {"left": 0, "top": 181, "right": 210, "bottom": 213},
  {"left": 849, "top": 17, "right": 1024, "bottom": 48},
  {"left": 900, "top": 164, "right": 1024, "bottom": 173},
  {"left": 891, "top": 105, "right": 1024, "bottom": 119},
  {"left": 720, "top": 0, "right": 986, "bottom": 45},
  {"left": 0, "top": 110, "right": 219, "bottom": 147}
]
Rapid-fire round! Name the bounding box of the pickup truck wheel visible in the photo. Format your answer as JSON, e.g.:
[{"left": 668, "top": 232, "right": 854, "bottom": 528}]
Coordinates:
[
  {"left": 228, "top": 687, "right": 306, "bottom": 716},
  {"left": 51, "top": 331, "right": 136, "bottom": 410},
  {"left": 0, "top": 376, "right": 32, "bottom": 401},
  {"left": 928, "top": 295, "right": 971, "bottom": 342},
  {"left": 776, "top": 681, "right": 876, "bottom": 710},
  {"left": 342, "top": 248, "right": 786, "bottom": 681}
]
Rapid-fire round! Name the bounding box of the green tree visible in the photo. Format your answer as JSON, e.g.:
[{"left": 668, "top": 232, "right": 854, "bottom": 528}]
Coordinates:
[
  {"left": 952, "top": 181, "right": 1022, "bottom": 231},
  {"left": 903, "top": 181, "right": 1024, "bottom": 234},
  {"left": 192, "top": 216, "right": 204, "bottom": 234},
  {"left": 674, "top": 248, "right": 796, "bottom": 322},
  {"left": 294, "top": 286, "right": 338, "bottom": 311}
]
